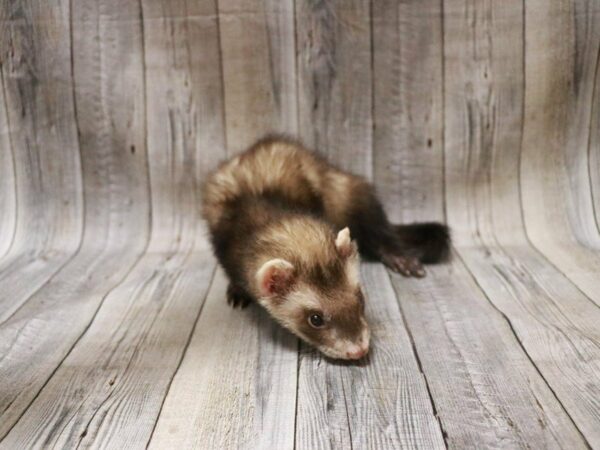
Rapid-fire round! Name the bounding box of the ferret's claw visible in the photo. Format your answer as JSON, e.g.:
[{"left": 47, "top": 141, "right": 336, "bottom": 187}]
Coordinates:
[
  {"left": 383, "top": 254, "right": 426, "bottom": 278},
  {"left": 227, "top": 284, "right": 253, "bottom": 308},
  {"left": 413, "top": 266, "right": 426, "bottom": 278},
  {"left": 405, "top": 257, "right": 426, "bottom": 278}
]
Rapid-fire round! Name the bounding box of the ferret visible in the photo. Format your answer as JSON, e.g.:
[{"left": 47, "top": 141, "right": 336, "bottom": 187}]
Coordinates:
[{"left": 201, "top": 135, "right": 450, "bottom": 360}]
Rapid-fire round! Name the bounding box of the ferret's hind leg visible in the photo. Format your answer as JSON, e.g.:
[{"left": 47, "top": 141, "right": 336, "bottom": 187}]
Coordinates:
[
  {"left": 325, "top": 173, "right": 449, "bottom": 277},
  {"left": 393, "top": 222, "right": 451, "bottom": 261},
  {"left": 328, "top": 177, "right": 425, "bottom": 277},
  {"left": 380, "top": 223, "right": 451, "bottom": 277},
  {"left": 226, "top": 283, "right": 255, "bottom": 308},
  {"left": 380, "top": 252, "right": 426, "bottom": 278}
]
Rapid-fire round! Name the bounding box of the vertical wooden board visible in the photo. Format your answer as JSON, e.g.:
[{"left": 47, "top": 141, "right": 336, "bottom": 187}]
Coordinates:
[
  {"left": 296, "top": 0, "right": 372, "bottom": 177},
  {"left": 148, "top": 269, "right": 298, "bottom": 450},
  {"left": 0, "top": 0, "right": 83, "bottom": 327},
  {"left": 0, "top": 0, "right": 82, "bottom": 252},
  {"left": 0, "top": 251, "right": 216, "bottom": 449},
  {"left": 560, "top": 0, "right": 600, "bottom": 245},
  {"left": 295, "top": 263, "right": 445, "bottom": 450},
  {"left": 520, "top": 0, "right": 574, "bottom": 246},
  {"left": 521, "top": 1, "right": 600, "bottom": 305},
  {"left": 72, "top": 0, "right": 150, "bottom": 250},
  {"left": 218, "top": 0, "right": 297, "bottom": 153},
  {"left": 372, "top": 0, "right": 444, "bottom": 222},
  {"left": 589, "top": 22, "right": 600, "bottom": 229},
  {"left": 391, "top": 257, "right": 588, "bottom": 449},
  {"left": 0, "top": 71, "right": 16, "bottom": 259},
  {"left": 142, "top": 0, "right": 226, "bottom": 251},
  {"left": 443, "top": 0, "right": 526, "bottom": 246}
]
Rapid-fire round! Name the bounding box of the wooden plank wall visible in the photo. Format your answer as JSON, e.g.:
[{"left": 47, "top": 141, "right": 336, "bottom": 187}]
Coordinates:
[{"left": 0, "top": 0, "right": 599, "bottom": 448}]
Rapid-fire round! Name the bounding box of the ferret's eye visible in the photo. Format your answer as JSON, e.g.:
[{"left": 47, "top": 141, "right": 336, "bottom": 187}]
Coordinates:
[{"left": 308, "top": 313, "right": 325, "bottom": 328}]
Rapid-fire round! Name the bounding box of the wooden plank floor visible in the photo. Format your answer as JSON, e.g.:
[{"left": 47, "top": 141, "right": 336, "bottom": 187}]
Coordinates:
[
  {"left": 1, "top": 0, "right": 599, "bottom": 448},
  {"left": 1, "top": 246, "right": 598, "bottom": 449}
]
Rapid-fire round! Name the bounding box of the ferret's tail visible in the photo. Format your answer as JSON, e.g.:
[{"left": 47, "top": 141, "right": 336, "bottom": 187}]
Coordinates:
[{"left": 393, "top": 222, "right": 451, "bottom": 264}]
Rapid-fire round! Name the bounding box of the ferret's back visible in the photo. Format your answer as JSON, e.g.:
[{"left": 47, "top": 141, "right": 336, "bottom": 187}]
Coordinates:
[{"left": 201, "top": 136, "right": 326, "bottom": 230}]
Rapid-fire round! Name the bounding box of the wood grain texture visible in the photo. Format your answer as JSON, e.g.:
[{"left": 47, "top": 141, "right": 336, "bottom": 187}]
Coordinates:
[
  {"left": 0, "top": 68, "right": 16, "bottom": 260},
  {"left": 218, "top": 0, "right": 297, "bottom": 153},
  {"left": 521, "top": 1, "right": 600, "bottom": 305},
  {"left": 1, "top": 0, "right": 600, "bottom": 448},
  {"left": 0, "top": 0, "right": 152, "bottom": 439},
  {"left": 0, "top": 1, "right": 82, "bottom": 253},
  {"left": 458, "top": 245, "right": 600, "bottom": 446},
  {"left": 0, "top": 0, "right": 15, "bottom": 260},
  {"left": 590, "top": 26, "right": 600, "bottom": 230},
  {"left": 443, "top": 1, "right": 600, "bottom": 445},
  {"left": 148, "top": 269, "right": 298, "bottom": 450},
  {"left": 0, "top": 0, "right": 83, "bottom": 323},
  {"left": 444, "top": 0, "right": 527, "bottom": 247},
  {"left": 372, "top": 0, "right": 444, "bottom": 222},
  {"left": 72, "top": 0, "right": 150, "bottom": 249},
  {"left": 147, "top": 2, "right": 298, "bottom": 445},
  {"left": 295, "top": 263, "right": 445, "bottom": 450},
  {"left": 391, "top": 258, "right": 588, "bottom": 448},
  {"left": 142, "top": 0, "right": 226, "bottom": 250},
  {"left": 0, "top": 251, "right": 216, "bottom": 449},
  {"left": 296, "top": 0, "right": 372, "bottom": 178}
]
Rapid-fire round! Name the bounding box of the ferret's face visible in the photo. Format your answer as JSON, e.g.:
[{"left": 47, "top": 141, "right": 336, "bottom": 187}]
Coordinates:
[
  {"left": 282, "top": 283, "right": 370, "bottom": 360},
  {"left": 256, "top": 228, "right": 370, "bottom": 360}
]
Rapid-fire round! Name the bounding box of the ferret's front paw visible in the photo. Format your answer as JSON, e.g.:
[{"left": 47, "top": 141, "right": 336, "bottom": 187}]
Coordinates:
[
  {"left": 226, "top": 284, "right": 253, "bottom": 308},
  {"left": 382, "top": 254, "right": 426, "bottom": 278}
]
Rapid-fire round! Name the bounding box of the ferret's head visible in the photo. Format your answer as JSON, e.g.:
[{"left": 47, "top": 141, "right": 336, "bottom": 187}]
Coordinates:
[{"left": 255, "top": 227, "right": 370, "bottom": 360}]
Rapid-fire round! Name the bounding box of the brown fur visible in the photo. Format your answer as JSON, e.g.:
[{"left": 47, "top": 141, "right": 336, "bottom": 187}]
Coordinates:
[
  {"left": 202, "top": 136, "right": 369, "bottom": 235},
  {"left": 201, "top": 134, "right": 449, "bottom": 359},
  {"left": 202, "top": 136, "right": 327, "bottom": 230}
]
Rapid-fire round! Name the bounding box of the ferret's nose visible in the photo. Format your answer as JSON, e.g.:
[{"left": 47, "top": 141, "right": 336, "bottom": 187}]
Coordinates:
[{"left": 346, "top": 345, "right": 369, "bottom": 360}]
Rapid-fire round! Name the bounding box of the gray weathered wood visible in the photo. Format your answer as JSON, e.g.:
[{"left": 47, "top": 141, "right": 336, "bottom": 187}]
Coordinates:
[
  {"left": 0, "top": 1, "right": 83, "bottom": 253},
  {"left": 443, "top": 1, "right": 600, "bottom": 445},
  {"left": 521, "top": 1, "right": 600, "bottom": 306},
  {"left": 142, "top": 0, "right": 226, "bottom": 249},
  {"left": 1, "top": 1, "right": 600, "bottom": 448},
  {"left": 0, "top": 251, "right": 216, "bottom": 449},
  {"left": 296, "top": 0, "right": 372, "bottom": 178},
  {"left": 0, "top": 68, "right": 16, "bottom": 260},
  {"left": 590, "top": 36, "right": 600, "bottom": 230},
  {"left": 391, "top": 259, "right": 588, "bottom": 448},
  {"left": 0, "top": 0, "right": 152, "bottom": 439},
  {"left": 443, "top": 0, "right": 527, "bottom": 247},
  {"left": 148, "top": 269, "right": 298, "bottom": 450},
  {"left": 218, "top": 0, "right": 297, "bottom": 153},
  {"left": 295, "top": 263, "right": 445, "bottom": 450},
  {"left": 0, "top": 1, "right": 232, "bottom": 445},
  {"left": 0, "top": 0, "right": 83, "bottom": 323},
  {"left": 458, "top": 245, "right": 600, "bottom": 446},
  {"left": 148, "top": 1, "right": 298, "bottom": 445},
  {"left": 372, "top": 0, "right": 444, "bottom": 222}
]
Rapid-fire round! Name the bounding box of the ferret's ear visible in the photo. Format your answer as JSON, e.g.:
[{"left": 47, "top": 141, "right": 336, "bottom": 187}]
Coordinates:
[
  {"left": 256, "top": 258, "right": 295, "bottom": 297},
  {"left": 335, "top": 227, "right": 357, "bottom": 258}
]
